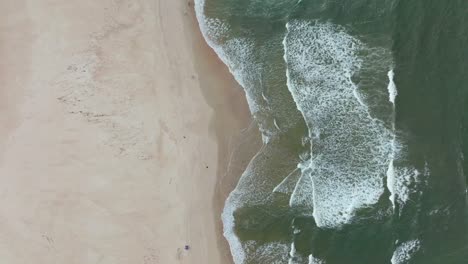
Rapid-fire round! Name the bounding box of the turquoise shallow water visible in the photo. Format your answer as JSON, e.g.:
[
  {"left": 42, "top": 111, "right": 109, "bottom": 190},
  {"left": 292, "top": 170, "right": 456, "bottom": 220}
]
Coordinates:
[{"left": 195, "top": 0, "right": 468, "bottom": 263}]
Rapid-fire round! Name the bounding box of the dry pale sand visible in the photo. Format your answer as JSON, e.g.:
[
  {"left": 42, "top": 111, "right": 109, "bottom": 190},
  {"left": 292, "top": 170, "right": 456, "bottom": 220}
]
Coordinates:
[{"left": 0, "top": 0, "right": 256, "bottom": 263}]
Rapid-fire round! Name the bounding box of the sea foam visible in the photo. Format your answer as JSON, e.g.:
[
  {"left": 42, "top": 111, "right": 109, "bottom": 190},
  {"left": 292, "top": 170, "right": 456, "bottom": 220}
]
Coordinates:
[
  {"left": 391, "top": 240, "right": 421, "bottom": 264},
  {"left": 288, "top": 242, "right": 316, "bottom": 264},
  {"left": 386, "top": 70, "right": 427, "bottom": 211},
  {"left": 386, "top": 69, "right": 398, "bottom": 208},
  {"left": 196, "top": 0, "right": 314, "bottom": 262},
  {"left": 387, "top": 70, "right": 398, "bottom": 104},
  {"left": 273, "top": 168, "right": 301, "bottom": 195},
  {"left": 309, "top": 254, "right": 325, "bottom": 264},
  {"left": 289, "top": 172, "right": 314, "bottom": 212},
  {"left": 245, "top": 241, "right": 290, "bottom": 264},
  {"left": 196, "top": 1, "right": 408, "bottom": 262},
  {"left": 194, "top": 2, "right": 254, "bottom": 262},
  {"left": 194, "top": 0, "right": 278, "bottom": 143},
  {"left": 283, "top": 20, "right": 394, "bottom": 227}
]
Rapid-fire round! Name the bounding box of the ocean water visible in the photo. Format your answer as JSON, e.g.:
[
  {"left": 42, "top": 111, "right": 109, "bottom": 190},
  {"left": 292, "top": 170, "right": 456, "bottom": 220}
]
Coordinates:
[{"left": 195, "top": 0, "right": 468, "bottom": 263}]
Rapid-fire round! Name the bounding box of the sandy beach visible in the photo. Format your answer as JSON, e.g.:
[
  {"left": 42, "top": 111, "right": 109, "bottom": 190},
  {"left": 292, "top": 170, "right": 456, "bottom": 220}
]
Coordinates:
[{"left": 0, "top": 0, "right": 255, "bottom": 263}]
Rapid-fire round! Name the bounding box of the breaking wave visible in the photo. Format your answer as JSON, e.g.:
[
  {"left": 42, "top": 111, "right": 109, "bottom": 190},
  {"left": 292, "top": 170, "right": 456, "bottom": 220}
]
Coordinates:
[
  {"left": 283, "top": 20, "right": 394, "bottom": 228},
  {"left": 194, "top": 0, "right": 433, "bottom": 263}
]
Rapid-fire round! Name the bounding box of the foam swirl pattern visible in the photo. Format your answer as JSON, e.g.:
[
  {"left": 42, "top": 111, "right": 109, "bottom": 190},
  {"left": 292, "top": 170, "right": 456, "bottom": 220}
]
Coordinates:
[{"left": 283, "top": 20, "right": 394, "bottom": 228}]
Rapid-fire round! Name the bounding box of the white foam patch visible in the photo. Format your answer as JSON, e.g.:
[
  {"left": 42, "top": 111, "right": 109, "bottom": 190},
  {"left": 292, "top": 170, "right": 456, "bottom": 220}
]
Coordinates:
[
  {"left": 289, "top": 173, "right": 314, "bottom": 212},
  {"left": 195, "top": 1, "right": 273, "bottom": 262},
  {"left": 309, "top": 254, "right": 326, "bottom": 264},
  {"left": 288, "top": 242, "right": 297, "bottom": 264},
  {"left": 391, "top": 240, "right": 421, "bottom": 264},
  {"left": 387, "top": 69, "right": 398, "bottom": 104},
  {"left": 293, "top": 227, "right": 301, "bottom": 234},
  {"left": 273, "top": 168, "right": 301, "bottom": 194},
  {"left": 220, "top": 147, "right": 283, "bottom": 264},
  {"left": 244, "top": 241, "right": 290, "bottom": 264},
  {"left": 222, "top": 197, "right": 245, "bottom": 264},
  {"left": 386, "top": 69, "right": 398, "bottom": 208},
  {"left": 288, "top": 242, "right": 310, "bottom": 264},
  {"left": 393, "top": 167, "right": 423, "bottom": 205},
  {"left": 388, "top": 144, "right": 427, "bottom": 210},
  {"left": 387, "top": 159, "right": 396, "bottom": 207},
  {"left": 221, "top": 156, "right": 260, "bottom": 264},
  {"left": 274, "top": 118, "right": 281, "bottom": 131},
  {"left": 283, "top": 20, "right": 394, "bottom": 227},
  {"left": 195, "top": 0, "right": 278, "bottom": 143},
  {"left": 385, "top": 70, "right": 424, "bottom": 212}
]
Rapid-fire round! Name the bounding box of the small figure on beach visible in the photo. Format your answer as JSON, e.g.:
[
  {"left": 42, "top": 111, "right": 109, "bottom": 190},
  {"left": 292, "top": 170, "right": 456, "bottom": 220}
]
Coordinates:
[{"left": 184, "top": 245, "right": 190, "bottom": 250}]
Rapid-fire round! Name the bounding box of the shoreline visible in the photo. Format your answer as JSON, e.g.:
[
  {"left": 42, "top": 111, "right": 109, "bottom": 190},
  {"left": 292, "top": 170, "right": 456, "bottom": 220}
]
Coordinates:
[
  {"left": 188, "top": 3, "right": 262, "bottom": 263},
  {"left": 0, "top": 0, "right": 258, "bottom": 263}
]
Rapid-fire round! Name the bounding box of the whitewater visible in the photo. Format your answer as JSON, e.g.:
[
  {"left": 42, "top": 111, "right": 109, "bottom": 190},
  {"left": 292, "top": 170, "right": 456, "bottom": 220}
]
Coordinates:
[{"left": 193, "top": 0, "right": 432, "bottom": 263}]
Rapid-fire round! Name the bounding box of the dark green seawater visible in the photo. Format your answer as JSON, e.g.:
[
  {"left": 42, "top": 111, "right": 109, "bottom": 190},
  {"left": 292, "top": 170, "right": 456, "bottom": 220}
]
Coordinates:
[{"left": 195, "top": 0, "right": 468, "bottom": 263}]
